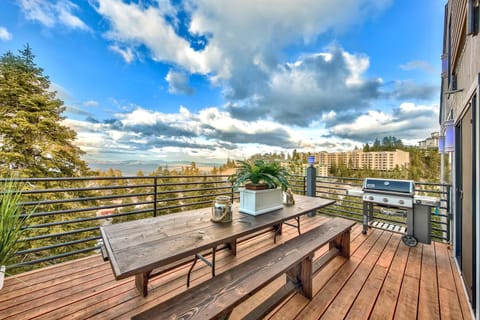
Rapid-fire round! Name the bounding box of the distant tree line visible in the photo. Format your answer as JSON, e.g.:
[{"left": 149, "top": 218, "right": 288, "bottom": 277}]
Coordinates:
[{"left": 363, "top": 136, "right": 404, "bottom": 152}]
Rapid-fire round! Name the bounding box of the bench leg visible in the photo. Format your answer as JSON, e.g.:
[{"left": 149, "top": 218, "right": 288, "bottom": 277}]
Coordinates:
[
  {"left": 135, "top": 271, "right": 151, "bottom": 297},
  {"left": 286, "top": 254, "right": 313, "bottom": 299},
  {"left": 330, "top": 229, "right": 351, "bottom": 258},
  {"left": 218, "top": 310, "right": 232, "bottom": 320}
]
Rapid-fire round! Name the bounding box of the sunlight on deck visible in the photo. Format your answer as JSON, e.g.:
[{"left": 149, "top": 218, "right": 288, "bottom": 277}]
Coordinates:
[{"left": 0, "top": 216, "right": 472, "bottom": 320}]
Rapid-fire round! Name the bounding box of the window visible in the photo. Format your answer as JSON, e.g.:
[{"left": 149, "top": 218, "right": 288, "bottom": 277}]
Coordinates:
[
  {"left": 467, "top": 0, "right": 480, "bottom": 35},
  {"left": 441, "top": 54, "right": 448, "bottom": 77},
  {"left": 451, "top": 73, "right": 457, "bottom": 91}
]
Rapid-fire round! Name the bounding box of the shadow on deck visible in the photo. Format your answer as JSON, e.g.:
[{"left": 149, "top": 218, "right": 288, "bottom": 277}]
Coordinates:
[{"left": 0, "top": 215, "right": 472, "bottom": 320}]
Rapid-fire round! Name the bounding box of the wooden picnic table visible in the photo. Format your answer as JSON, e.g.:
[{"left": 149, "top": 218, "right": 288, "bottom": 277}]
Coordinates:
[{"left": 100, "top": 194, "right": 334, "bottom": 296}]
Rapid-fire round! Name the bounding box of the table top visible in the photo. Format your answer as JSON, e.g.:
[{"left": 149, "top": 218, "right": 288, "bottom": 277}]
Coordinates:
[{"left": 101, "top": 195, "right": 334, "bottom": 280}]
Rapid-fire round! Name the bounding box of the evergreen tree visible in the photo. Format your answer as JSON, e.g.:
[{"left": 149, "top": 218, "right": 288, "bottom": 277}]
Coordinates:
[
  {"left": 0, "top": 46, "right": 89, "bottom": 177},
  {"left": 372, "top": 138, "right": 381, "bottom": 150}
]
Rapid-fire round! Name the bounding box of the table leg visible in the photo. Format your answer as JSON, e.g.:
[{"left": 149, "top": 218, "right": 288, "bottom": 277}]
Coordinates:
[
  {"left": 211, "top": 246, "right": 216, "bottom": 277},
  {"left": 187, "top": 246, "right": 217, "bottom": 287},
  {"left": 282, "top": 217, "right": 301, "bottom": 235},
  {"left": 273, "top": 224, "right": 283, "bottom": 244},
  {"left": 226, "top": 240, "right": 237, "bottom": 256},
  {"left": 187, "top": 254, "right": 198, "bottom": 287},
  {"left": 135, "top": 271, "right": 151, "bottom": 297}
]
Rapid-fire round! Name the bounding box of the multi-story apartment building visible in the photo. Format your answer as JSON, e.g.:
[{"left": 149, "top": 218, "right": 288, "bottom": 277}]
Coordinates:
[
  {"left": 440, "top": 0, "right": 479, "bottom": 316},
  {"left": 314, "top": 149, "right": 410, "bottom": 171},
  {"left": 418, "top": 132, "right": 440, "bottom": 149}
]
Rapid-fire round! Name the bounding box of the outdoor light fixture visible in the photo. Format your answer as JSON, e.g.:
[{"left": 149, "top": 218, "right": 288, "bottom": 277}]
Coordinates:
[
  {"left": 444, "top": 119, "right": 455, "bottom": 152},
  {"left": 308, "top": 155, "right": 315, "bottom": 166},
  {"left": 438, "top": 135, "right": 445, "bottom": 153}
]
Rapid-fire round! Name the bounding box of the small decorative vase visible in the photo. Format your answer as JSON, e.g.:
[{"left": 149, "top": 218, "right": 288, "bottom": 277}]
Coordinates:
[
  {"left": 283, "top": 190, "right": 295, "bottom": 206},
  {"left": 211, "top": 196, "right": 232, "bottom": 223}
]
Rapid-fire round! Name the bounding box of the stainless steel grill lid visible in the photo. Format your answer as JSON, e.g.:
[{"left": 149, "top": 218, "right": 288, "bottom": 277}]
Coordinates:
[{"left": 362, "top": 178, "right": 415, "bottom": 195}]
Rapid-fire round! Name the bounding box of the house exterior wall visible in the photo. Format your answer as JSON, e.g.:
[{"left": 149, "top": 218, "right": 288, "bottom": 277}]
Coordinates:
[{"left": 441, "top": 1, "right": 480, "bottom": 317}]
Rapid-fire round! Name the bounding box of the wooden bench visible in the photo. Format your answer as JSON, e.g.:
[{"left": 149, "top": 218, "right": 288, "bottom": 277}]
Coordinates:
[{"left": 132, "top": 217, "right": 356, "bottom": 320}]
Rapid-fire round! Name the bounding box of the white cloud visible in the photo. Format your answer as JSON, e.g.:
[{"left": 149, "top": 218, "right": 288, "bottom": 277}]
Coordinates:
[
  {"left": 92, "top": 0, "right": 391, "bottom": 83},
  {"left": 63, "top": 104, "right": 302, "bottom": 161},
  {"left": 49, "top": 82, "right": 71, "bottom": 101},
  {"left": 390, "top": 80, "right": 438, "bottom": 100},
  {"left": 0, "top": 26, "right": 12, "bottom": 41},
  {"left": 83, "top": 100, "right": 99, "bottom": 107},
  {"left": 227, "top": 46, "right": 382, "bottom": 126},
  {"left": 190, "top": 0, "right": 391, "bottom": 93},
  {"left": 165, "top": 69, "right": 194, "bottom": 95},
  {"left": 65, "top": 101, "right": 439, "bottom": 163},
  {"left": 331, "top": 103, "right": 439, "bottom": 141},
  {"left": 109, "top": 44, "right": 135, "bottom": 63},
  {"left": 399, "top": 102, "right": 436, "bottom": 114},
  {"left": 400, "top": 60, "right": 436, "bottom": 73},
  {"left": 321, "top": 111, "right": 337, "bottom": 121},
  {"left": 93, "top": 0, "right": 210, "bottom": 73},
  {"left": 19, "top": 0, "right": 90, "bottom": 31}
]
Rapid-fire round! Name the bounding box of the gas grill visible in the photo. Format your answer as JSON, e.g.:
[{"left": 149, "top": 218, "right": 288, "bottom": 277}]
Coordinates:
[
  {"left": 362, "top": 178, "right": 415, "bottom": 208},
  {"left": 347, "top": 178, "right": 440, "bottom": 246}
]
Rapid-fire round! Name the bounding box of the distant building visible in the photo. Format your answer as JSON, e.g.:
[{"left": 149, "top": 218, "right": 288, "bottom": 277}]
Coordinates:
[
  {"left": 316, "top": 164, "right": 329, "bottom": 177},
  {"left": 314, "top": 149, "right": 410, "bottom": 171},
  {"left": 418, "top": 132, "right": 440, "bottom": 149}
]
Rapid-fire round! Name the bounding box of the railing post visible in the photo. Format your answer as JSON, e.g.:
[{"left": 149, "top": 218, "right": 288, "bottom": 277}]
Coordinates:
[
  {"left": 303, "top": 176, "right": 306, "bottom": 195},
  {"left": 306, "top": 163, "right": 317, "bottom": 217},
  {"left": 447, "top": 184, "right": 451, "bottom": 243},
  {"left": 153, "top": 177, "right": 158, "bottom": 217}
]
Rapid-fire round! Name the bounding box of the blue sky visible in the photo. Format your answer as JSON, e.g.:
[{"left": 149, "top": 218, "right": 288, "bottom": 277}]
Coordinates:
[{"left": 0, "top": 0, "right": 444, "bottom": 167}]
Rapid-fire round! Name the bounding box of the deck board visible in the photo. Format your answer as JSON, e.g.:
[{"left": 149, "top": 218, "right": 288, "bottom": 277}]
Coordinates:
[
  {"left": 448, "top": 243, "right": 474, "bottom": 320},
  {"left": 369, "top": 234, "right": 410, "bottom": 320},
  {"left": 418, "top": 242, "right": 440, "bottom": 320},
  {"left": 394, "top": 243, "right": 422, "bottom": 320},
  {"left": 319, "top": 231, "right": 393, "bottom": 320},
  {"left": 0, "top": 216, "right": 472, "bottom": 320},
  {"left": 435, "top": 242, "right": 464, "bottom": 320},
  {"left": 344, "top": 233, "right": 401, "bottom": 320},
  {"left": 290, "top": 228, "right": 384, "bottom": 319}
]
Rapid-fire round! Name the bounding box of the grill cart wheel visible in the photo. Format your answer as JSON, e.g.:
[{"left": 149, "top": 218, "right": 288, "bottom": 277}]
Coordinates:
[{"left": 402, "top": 234, "right": 418, "bottom": 247}]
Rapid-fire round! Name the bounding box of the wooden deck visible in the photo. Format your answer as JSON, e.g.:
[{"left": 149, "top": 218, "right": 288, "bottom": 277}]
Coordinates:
[{"left": 0, "top": 215, "right": 472, "bottom": 320}]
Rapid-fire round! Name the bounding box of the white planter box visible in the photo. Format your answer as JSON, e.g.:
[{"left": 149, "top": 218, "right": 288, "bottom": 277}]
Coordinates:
[
  {"left": 239, "top": 188, "right": 283, "bottom": 216},
  {"left": 0, "top": 266, "right": 5, "bottom": 290}
]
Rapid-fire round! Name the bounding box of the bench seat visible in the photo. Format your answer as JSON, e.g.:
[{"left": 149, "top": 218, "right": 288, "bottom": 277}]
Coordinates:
[{"left": 132, "top": 217, "right": 355, "bottom": 320}]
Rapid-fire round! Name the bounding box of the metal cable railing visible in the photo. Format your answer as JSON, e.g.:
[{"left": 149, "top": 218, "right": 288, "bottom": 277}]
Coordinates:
[
  {"left": 312, "top": 176, "right": 451, "bottom": 243},
  {"left": 3, "top": 175, "right": 233, "bottom": 273},
  {"left": 2, "top": 174, "right": 451, "bottom": 274}
]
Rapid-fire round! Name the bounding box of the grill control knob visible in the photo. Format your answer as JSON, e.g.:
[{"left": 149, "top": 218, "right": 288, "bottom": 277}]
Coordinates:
[
  {"left": 383, "top": 198, "right": 388, "bottom": 203},
  {"left": 399, "top": 200, "right": 404, "bottom": 205},
  {"left": 368, "top": 196, "right": 374, "bottom": 201}
]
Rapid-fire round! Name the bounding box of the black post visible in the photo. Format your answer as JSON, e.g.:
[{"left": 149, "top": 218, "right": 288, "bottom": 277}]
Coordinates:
[
  {"left": 306, "top": 164, "right": 317, "bottom": 217},
  {"left": 153, "top": 177, "right": 158, "bottom": 217}
]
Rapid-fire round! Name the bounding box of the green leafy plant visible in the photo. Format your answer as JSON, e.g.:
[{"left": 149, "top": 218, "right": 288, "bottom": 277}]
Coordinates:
[
  {"left": 0, "top": 178, "right": 32, "bottom": 267},
  {"left": 230, "top": 159, "right": 290, "bottom": 191}
]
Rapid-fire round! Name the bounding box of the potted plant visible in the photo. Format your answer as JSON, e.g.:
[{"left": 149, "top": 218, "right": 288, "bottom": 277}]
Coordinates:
[
  {"left": 0, "top": 178, "right": 32, "bottom": 290},
  {"left": 230, "top": 160, "right": 290, "bottom": 215}
]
